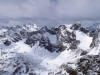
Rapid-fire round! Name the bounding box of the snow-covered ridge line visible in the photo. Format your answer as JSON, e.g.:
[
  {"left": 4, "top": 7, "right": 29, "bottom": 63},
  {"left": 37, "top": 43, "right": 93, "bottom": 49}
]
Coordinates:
[{"left": 0, "top": 23, "right": 100, "bottom": 75}]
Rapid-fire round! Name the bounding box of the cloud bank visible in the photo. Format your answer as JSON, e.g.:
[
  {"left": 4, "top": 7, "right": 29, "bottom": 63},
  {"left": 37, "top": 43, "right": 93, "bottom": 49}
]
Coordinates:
[{"left": 0, "top": 0, "right": 100, "bottom": 25}]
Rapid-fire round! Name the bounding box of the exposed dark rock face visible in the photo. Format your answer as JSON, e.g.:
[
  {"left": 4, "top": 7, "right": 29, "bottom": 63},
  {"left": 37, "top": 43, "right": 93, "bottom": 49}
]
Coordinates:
[
  {"left": 70, "top": 23, "right": 81, "bottom": 30},
  {"left": 12, "top": 66, "right": 22, "bottom": 75},
  {"left": 60, "top": 64, "right": 77, "bottom": 75},
  {"left": 39, "top": 26, "right": 47, "bottom": 34},
  {"left": 20, "top": 29, "right": 28, "bottom": 38},
  {"left": 39, "top": 36, "right": 52, "bottom": 51},
  {"left": 29, "top": 73, "right": 36, "bottom": 75},
  {"left": 89, "top": 30, "right": 96, "bottom": 37},
  {"left": 77, "top": 54, "right": 100, "bottom": 75},
  {"left": 69, "top": 40, "right": 80, "bottom": 50},
  {"left": 79, "top": 27, "right": 89, "bottom": 34},
  {"left": 80, "top": 51, "right": 87, "bottom": 55},
  {"left": 25, "top": 37, "right": 37, "bottom": 47},
  {"left": 1, "top": 23, "right": 100, "bottom": 75},
  {"left": 12, "top": 33, "right": 22, "bottom": 42},
  {"left": 57, "top": 25, "right": 80, "bottom": 50},
  {"left": 0, "top": 24, "right": 92, "bottom": 52},
  {"left": 71, "top": 23, "right": 89, "bottom": 34},
  {"left": 39, "top": 36, "right": 60, "bottom": 52},
  {"left": 3, "top": 40, "right": 11, "bottom": 46},
  {"left": 90, "top": 29, "right": 100, "bottom": 48},
  {"left": 46, "top": 27, "right": 58, "bottom": 35}
]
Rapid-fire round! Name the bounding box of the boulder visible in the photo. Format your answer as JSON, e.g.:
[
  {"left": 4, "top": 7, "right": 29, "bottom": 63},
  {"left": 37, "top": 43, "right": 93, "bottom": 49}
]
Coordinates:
[{"left": 4, "top": 40, "right": 11, "bottom": 46}]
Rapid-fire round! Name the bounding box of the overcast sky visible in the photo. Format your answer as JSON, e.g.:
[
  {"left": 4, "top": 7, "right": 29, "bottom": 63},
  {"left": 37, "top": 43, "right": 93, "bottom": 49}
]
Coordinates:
[{"left": 0, "top": 0, "right": 100, "bottom": 26}]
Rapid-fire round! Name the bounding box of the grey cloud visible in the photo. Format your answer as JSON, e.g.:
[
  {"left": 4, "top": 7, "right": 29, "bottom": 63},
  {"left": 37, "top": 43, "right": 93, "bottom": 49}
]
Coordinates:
[{"left": 0, "top": 0, "right": 100, "bottom": 25}]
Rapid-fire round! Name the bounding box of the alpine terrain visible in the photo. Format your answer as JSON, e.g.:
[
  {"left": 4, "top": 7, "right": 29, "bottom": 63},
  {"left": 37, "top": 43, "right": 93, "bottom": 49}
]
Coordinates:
[{"left": 0, "top": 23, "right": 100, "bottom": 75}]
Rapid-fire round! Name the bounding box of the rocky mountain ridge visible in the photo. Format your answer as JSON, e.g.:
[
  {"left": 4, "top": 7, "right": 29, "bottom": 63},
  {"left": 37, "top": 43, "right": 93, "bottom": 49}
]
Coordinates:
[{"left": 0, "top": 23, "right": 100, "bottom": 75}]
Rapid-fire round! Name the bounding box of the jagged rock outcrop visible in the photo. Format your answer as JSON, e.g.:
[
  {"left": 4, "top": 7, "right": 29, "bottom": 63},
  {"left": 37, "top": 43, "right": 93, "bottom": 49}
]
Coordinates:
[
  {"left": 0, "top": 23, "right": 93, "bottom": 52},
  {"left": 90, "top": 29, "right": 100, "bottom": 48},
  {"left": 57, "top": 25, "right": 80, "bottom": 50},
  {"left": 0, "top": 23, "right": 100, "bottom": 75},
  {"left": 70, "top": 23, "right": 81, "bottom": 30},
  {"left": 77, "top": 54, "right": 100, "bottom": 75}
]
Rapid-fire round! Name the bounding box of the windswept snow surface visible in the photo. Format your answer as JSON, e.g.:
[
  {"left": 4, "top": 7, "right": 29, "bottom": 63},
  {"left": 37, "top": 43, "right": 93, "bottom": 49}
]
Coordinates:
[
  {"left": 75, "top": 30, "right": 93, "bottom": 50},
  {"left": 14, "top": 41, "right": 79, "bottom": 75},
  {"left": 88, "top": 46, "right": 100, "bottom": 55},
  {"left": 1, "top": 24, "right": 100, "bottom": 75},
  {"left": 0, "top": 40, "right": 80, "bottom": 75}
]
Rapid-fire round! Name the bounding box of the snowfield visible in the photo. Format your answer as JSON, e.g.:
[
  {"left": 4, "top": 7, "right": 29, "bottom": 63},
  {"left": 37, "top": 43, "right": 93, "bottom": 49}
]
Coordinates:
[
  {"left": 75, "top": 30, "right": 93, "bottom": 50},
  {"left": 0, "top": 23, "right": 100, "bottom": 75}
]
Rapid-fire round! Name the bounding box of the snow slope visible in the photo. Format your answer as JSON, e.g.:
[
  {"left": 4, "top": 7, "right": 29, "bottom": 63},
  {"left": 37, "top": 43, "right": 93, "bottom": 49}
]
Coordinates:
[
  {"left": 75, "top": 30, "right": 93, "bottom": 50},
  {"left": 0, "top": 23, "right": 100, "bottom": 75}
]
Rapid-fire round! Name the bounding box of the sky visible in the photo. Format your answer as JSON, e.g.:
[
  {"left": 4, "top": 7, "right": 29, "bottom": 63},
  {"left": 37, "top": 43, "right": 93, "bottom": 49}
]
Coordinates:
[{"left": 0, "top": 0, "right": 100, "bottom": 26}]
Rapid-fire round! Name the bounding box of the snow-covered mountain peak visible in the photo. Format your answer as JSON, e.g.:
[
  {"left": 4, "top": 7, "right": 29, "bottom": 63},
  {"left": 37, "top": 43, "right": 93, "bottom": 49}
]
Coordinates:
[
  {"left": 25, "top": 24, "right": 39, "bottom": 32},
  {"left": 0, "top": 23, "right": 100, "bottom": 75}
]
